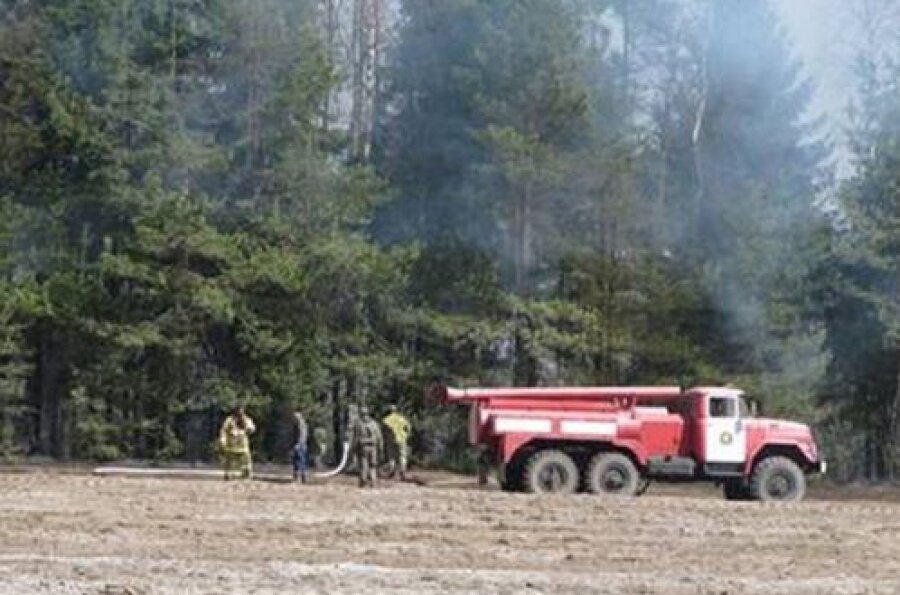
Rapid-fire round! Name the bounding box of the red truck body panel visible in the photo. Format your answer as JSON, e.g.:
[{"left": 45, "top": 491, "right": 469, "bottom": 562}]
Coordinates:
[{"left": 451, "top": 386, "right": 687, "bottom": 464}]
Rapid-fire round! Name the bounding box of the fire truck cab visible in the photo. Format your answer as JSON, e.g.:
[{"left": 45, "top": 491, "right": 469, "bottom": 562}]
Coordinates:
[{"left": 440, "top": 385, "right": 826, "bottom": 502}]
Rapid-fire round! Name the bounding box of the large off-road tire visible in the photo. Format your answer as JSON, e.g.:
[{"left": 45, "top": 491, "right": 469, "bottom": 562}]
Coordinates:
[
  {"left": 499, "top": 471, "right": 522, "bottom": 492},
  {"left": 524, "top": 449, "right": 579, "bottom": 495},
  {"left": 722, "top": 479, "right": 754, "bottom": 501},
  {"left": 750, "top": 456, "right": 806, "bottom": 502},
  {"left": 586, "top": 452, "right": 640, "bottom": 496},
  {"left": 500, "top": 460, "right": 525, "bottom": 492}
]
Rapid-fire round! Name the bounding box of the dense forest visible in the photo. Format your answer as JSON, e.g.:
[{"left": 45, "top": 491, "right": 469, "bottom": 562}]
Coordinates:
[{"left": 0, "top": 0, "right": 897, "bottom": 480}]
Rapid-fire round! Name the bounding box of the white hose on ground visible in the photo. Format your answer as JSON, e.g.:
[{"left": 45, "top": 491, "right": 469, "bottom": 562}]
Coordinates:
[
  {"left": 92, "top": 467, "right": 224, "bottom": 478},
  {"left": 311, "top": 441, "right": 350, "bottom": 479}
]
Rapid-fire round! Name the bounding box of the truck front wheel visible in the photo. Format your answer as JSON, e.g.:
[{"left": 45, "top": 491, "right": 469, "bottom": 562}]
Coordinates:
[
  {"left": 750, "top": 456, "right": 806, "bottom": 502},
  {"left": 586, "top": 452, "right": 640, "bottom": 496},
  {"left": 524, "top": 449, "right": 579, "bottom": 494}
]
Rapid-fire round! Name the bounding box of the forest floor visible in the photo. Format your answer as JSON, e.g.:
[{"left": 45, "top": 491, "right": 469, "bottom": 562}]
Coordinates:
[{"left": 0, "top": 467, "right": 899, "bottom": 594}]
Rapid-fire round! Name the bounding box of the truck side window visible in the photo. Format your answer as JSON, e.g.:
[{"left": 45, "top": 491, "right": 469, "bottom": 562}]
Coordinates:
[{"left": 709, "top": 397, "right": 736, "bottom": 418}]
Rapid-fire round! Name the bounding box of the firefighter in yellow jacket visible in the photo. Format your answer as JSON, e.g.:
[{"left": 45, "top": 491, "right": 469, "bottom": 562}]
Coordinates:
[
  {"left": 219, "top": 406, "right": 256, "bottom": 480},
  {"left": 382, "top": 404, "right": 411, "bottom": 481}
]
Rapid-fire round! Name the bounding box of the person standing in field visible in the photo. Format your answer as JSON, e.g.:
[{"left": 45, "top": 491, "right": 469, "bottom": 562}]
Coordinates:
[
  {"left": 382, "top": 404, "right": 411, "bottom": 481},
  {"left": 219, "top": 406, "right": 256, "bottom": 480},
  {"left": 292, "top": 409, "right": 309, "bottom": 483},
  {"left": 353, "top": 406, "right": 382, "bottom": 488}
]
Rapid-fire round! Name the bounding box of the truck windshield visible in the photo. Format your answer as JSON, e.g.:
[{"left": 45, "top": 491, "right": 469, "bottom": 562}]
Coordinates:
[{"left": 709, "top": 397, "right": 736, "bottom": 417}]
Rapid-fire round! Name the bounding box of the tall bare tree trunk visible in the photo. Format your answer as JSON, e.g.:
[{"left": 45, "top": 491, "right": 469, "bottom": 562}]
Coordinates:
[
  {"left": 618, "top": 0, "right": 630, "bottom": 94},
  {"left": 330, "top": 377, "right": 342, "bottom": 465},
  {"left": 245, "top": 1, "right": 262, "bottom": 174},
  {"left": 37, "top": 337, "right": 58, "bottom": 457},
  {"left": 321, "top": 0, "right": 337, "bottom": 134},
  {"left": 691, "top": 3, "right": 714, "bottom": 245},
  {"left": 36, "top": 327, "right": 67, "bottom": 458},
  {"left": 657, "top": 49, "right": 679, "bottom": 213},
  {"left": 888, "top": 360, "right": 900, "bottom": 479},
  {"left": 522, "top": 179, "right": 531, "bottom": 294},
  {"left": 350, "top": 0, "right": 365, "bottom": 161},
  {"left": 345, "top": 0, "right": 388, "bottom": 164},
  {"left": 513, "top": 180, "right": 531, "bottom": 296},
  {"left": 368, "top": 0, "right": 382, "bottom": 158}
]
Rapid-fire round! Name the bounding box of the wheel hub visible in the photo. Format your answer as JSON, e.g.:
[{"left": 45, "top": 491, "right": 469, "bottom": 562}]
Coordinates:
[
  {"left": 603, "top": 468, "right": 626, "bottom": 491},
  {"left": 539, "top": 463, "right": 568, "bottom": 491},
  {"left": 767, "top": 472, "right": 793, "bottom": 498}
]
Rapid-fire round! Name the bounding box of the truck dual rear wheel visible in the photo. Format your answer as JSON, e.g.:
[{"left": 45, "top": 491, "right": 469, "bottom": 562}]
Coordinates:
[
  {"left": 524, "top": 449, "right": 579, "bottom": 494},
  {"left": 586, "top": 452, "right": 640, "bottom": 496},
  {"left": 750, "top": 456, "right": 806, "bottom": 502}
]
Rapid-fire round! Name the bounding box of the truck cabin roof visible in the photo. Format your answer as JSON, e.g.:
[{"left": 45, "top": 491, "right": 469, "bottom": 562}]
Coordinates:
[{"left": 687, "top": 387, "right": 745, "bottom": 399}]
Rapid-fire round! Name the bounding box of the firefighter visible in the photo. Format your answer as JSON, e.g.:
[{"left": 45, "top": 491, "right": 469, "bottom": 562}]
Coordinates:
[
  {"left": 292, "top": 409, "right": 309, "bottom": 483},
  {"left": 219, "top": 406, "right": 256, "bottom": 480},
  {"left": 353, "top": 405, "right": 382, "bottom": 488},
  {"left": 382, "top": 404, "right": 411, "bottom": 481}
]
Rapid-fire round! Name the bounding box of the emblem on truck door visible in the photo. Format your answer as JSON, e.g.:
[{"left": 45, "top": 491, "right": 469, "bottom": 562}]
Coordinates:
[{"left": 720, "top": 431, "right": 733, "bottom": 445}]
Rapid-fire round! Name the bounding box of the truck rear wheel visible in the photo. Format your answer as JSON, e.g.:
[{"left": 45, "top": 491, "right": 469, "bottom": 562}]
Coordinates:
[
  {"left": 524, "top": 449, "right": 579, "bottom": 494},
  {"left": 750, "top": 456, "right": 806, "bottom": 502},
  {"left": 586, "top": 452, "right": 640, "bottom": 496}
]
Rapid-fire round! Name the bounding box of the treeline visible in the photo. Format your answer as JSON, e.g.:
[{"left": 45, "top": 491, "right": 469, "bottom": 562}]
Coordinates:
[{"left": 0, "top": 0, "right": 896, "bottom": 479}]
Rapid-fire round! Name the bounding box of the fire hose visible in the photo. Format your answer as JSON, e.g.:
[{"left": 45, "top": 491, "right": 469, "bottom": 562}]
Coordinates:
[{"left": 311, "top": 440, "right": 351, "bottom": 479}]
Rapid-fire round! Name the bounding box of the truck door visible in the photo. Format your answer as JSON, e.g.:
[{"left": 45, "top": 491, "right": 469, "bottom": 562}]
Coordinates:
[{"left": 704, "top": 395, "right": 746, "bottom": 464}]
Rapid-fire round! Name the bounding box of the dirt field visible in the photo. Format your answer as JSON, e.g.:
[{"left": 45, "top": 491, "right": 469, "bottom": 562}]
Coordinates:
[{"left": 1, "top": 470, "right": 899, "bottom": 594}]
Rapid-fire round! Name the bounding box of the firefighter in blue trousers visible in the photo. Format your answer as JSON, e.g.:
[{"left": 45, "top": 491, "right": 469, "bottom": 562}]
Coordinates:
[{"left": 292, "top": 410, "right": 309, "bottom": 483}]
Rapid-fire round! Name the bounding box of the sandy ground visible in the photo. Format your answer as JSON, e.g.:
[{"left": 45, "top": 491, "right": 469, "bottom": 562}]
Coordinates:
[{"left": 0, "top": 469, "right": 899, "bottom": 595}]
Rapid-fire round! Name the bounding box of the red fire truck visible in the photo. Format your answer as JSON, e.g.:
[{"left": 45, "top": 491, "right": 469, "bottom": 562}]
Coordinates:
[{"left": 438, "top": 385, "right": 826, "bottom": 501}]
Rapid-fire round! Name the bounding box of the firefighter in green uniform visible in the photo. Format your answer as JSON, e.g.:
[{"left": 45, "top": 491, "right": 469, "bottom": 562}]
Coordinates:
[
  {"left": 219, "top": 406, "right": 256, "bottom": 480},
  {"left": 382, "top": 404, "right": 411, "bottom": 481},
  {"left": 353, "top": 406, "right": 382, "bottom": 488}
]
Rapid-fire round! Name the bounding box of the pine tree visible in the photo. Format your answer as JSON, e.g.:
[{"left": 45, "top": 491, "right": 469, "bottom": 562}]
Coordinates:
[{"left": 374, "top": 0, "right": 488, "bottom": 244}]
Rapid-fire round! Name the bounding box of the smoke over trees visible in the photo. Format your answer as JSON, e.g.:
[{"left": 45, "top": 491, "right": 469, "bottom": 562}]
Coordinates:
[{"left": 0, "top": 0, "right": 896, "bottom": 479}]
